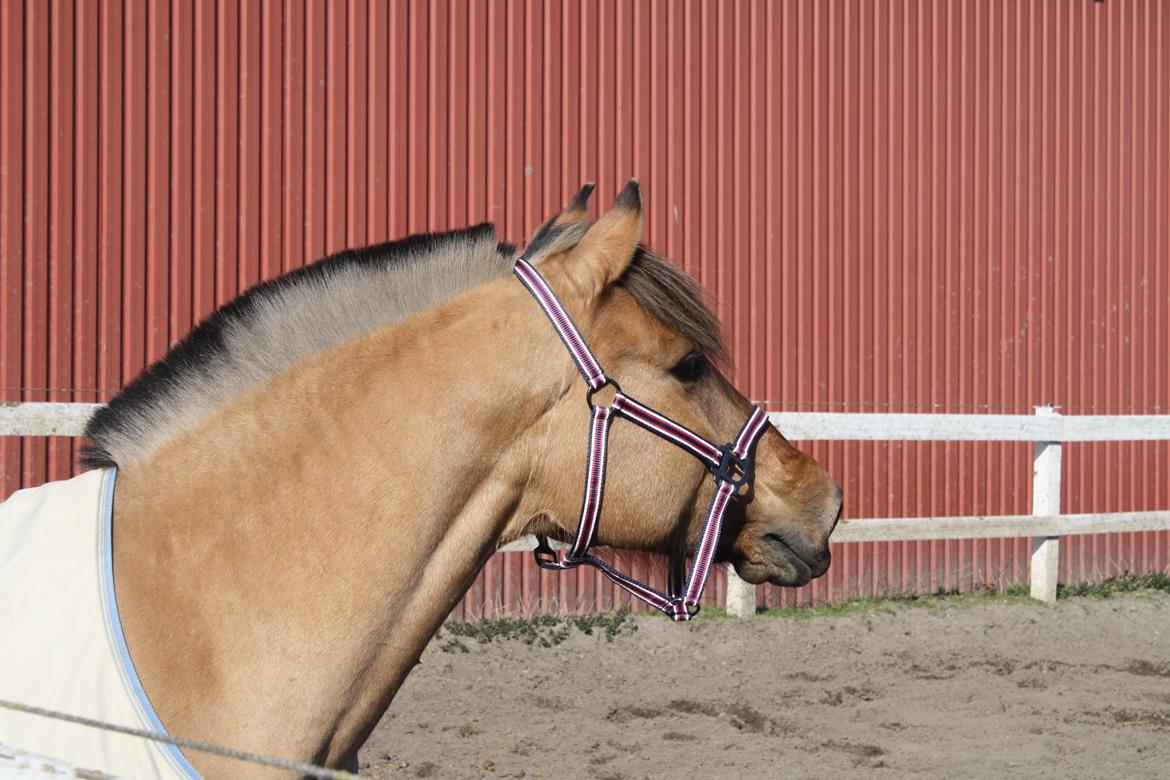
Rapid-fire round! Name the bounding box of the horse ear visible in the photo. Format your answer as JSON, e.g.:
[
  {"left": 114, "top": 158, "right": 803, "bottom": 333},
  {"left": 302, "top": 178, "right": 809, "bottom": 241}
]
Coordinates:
[
  {"left": 565, "top": 178, "right": 643, "bottom": 296},
  {"left": 521, "top": 183, "right": 596, "bottom": 263},
  {"left": 554, "top": 182, "right": 595, "bottom": 226}
]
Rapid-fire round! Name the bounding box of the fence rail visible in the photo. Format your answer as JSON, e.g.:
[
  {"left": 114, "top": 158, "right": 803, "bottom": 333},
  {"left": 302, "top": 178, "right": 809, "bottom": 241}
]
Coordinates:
[
  {"left": 4, "top": 403, "right": 1169, "bottom": 612},
  {"left": 768, "top": 411, "right": 1170, "bottom": 442},
  {"left": 0, "top": 402, "right": 101, "bottom": 436}
]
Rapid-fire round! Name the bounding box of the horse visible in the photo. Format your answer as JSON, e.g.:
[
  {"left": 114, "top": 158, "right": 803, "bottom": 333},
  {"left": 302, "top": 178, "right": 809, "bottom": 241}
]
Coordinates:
[{"left": 0, "top": 180, "right": 841, "bottom": 777}]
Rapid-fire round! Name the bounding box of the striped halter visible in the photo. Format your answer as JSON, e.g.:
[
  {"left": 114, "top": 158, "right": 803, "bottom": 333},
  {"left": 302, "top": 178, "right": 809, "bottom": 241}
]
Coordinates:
[{"left": 514, "top": 257, "right": 769, "bottom": 621}]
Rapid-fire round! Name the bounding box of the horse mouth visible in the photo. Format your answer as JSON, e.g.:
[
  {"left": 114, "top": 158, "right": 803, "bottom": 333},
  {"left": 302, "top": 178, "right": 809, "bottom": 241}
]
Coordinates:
[{"left": 735, "top": 532, "right": 831, "bottom": 587}]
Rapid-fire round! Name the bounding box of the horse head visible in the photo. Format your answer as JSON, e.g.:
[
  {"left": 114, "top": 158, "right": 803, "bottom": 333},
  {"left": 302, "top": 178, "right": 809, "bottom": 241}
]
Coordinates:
[{"left": 513, "top": 180, "right": 842, "bottom": 590}]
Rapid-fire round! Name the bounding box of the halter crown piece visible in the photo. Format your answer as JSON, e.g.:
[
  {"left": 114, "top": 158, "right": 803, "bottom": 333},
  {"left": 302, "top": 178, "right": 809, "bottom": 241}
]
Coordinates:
[{"left": 513, "top": 257, "right": 769, "bottom": 621}]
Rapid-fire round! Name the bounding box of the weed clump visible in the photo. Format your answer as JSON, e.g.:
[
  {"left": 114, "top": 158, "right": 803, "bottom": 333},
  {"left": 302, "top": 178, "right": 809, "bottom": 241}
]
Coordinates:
[
  {"left": 1058, "top": 572, "right": 1170, "bottom": 599},
  {"left": 436, "top": 608, "right": 634, "bottom": 652}
]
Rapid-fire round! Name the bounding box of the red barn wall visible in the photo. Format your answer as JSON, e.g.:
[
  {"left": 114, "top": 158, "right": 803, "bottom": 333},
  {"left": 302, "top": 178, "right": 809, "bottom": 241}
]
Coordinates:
[{"left": 1, "top": 1, "right": 1167, "bottom": 616}]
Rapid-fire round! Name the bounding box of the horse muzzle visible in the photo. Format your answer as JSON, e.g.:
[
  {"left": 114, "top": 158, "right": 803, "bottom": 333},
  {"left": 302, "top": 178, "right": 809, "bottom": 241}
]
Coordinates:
[{"left": 733, "top": 486, "right": 842, "bottom": 586}]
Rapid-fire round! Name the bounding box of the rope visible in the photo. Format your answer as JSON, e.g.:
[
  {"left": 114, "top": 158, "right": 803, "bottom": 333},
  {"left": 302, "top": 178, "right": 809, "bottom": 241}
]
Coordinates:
[{"left": 0, "top": 699, "right": 361, "bottom": 780}]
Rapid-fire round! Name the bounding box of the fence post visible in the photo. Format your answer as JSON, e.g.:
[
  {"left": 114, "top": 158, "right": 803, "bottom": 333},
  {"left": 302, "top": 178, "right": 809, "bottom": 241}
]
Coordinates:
[
  {"left": 725, "top": 563, "right": 756, "bottom": 618},
  {"left": 1030, "top": 405, "right": 1061, "bottom": 602}
]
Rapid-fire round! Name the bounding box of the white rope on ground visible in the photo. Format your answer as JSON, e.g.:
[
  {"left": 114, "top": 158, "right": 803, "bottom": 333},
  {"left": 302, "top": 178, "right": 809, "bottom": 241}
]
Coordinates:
[
  {"left": 0, "top": 699, "right": 360, "bottom": 780},
  {"left": 1, "top": 743, "right": 121, "bottom": 779}
]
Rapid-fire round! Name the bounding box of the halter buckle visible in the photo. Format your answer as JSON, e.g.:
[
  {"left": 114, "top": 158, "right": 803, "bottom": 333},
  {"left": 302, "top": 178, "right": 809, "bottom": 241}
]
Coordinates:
[{"left": 712, "top": 444, "right": 752, "bottom": 488}]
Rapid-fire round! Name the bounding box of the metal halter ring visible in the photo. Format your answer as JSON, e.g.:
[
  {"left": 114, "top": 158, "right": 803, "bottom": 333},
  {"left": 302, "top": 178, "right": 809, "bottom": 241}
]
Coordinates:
[{"left": 586, "top": 378, "right": 623, "bottom": 409}]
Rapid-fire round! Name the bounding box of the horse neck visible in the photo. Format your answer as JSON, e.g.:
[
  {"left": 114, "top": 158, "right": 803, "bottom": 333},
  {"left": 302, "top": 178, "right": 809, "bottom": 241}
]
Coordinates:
[{"left": 111, "top": 275, "right": 569, "bottom": 769}]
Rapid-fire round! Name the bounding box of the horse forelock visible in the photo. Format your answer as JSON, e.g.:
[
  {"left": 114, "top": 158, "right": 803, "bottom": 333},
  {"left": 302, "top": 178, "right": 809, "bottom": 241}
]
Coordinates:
[{"left": 618, "top": 248, "right": 727, "bottom": 365}]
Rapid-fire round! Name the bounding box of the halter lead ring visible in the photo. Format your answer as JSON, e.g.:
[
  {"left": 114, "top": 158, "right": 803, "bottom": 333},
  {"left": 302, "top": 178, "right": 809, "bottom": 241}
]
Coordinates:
[{"left": 514, "top": 257, "right": 769, "bottom": 622}]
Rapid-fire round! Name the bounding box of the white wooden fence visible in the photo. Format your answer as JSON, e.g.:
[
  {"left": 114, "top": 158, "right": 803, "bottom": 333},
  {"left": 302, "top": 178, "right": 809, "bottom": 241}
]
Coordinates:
[{"left": 4, "top": 402, "right": 1170, "bottom": 614}]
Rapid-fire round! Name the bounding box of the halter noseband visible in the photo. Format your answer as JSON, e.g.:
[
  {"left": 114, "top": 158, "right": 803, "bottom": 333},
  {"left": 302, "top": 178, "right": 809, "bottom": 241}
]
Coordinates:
[{"left": 514, "top": 257, "right": 769, "bottom": 621}]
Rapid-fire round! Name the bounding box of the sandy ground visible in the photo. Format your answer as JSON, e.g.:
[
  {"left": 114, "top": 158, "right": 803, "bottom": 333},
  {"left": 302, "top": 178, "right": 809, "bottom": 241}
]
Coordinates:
[{"left": 359, "top": 593, "right": 1170, "bottom": 779}]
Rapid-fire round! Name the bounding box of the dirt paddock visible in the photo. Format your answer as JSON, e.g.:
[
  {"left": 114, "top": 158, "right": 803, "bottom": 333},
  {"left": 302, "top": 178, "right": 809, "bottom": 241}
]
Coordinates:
[{"left": 360, "top": 592, "right": 1169, "bottom": 779}]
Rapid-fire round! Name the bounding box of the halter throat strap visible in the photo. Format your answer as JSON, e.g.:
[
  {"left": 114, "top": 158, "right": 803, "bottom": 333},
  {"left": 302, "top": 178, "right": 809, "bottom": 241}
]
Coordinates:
[{"left": 513, "top": 257, "right": 768, "bottom": 621}]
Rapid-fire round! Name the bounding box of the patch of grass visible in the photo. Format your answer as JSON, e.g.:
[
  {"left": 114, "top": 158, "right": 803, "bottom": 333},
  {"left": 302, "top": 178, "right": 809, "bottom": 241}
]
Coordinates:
[
  {"left": 439, "top": 638, "right": 470, "bottom": 654},
  {"left": 754, "top": 587, "right": 1037, "bottom": 620},
  {"left": 1057, "top": 572, "right": 1170, "bottom": 599},
  {"left": 436, "top": 608, "right": 634, "bottom": 651}
]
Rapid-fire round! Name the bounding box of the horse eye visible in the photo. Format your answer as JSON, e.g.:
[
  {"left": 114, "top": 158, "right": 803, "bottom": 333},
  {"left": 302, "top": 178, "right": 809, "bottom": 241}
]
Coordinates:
[{"left": 670, "top": 351, "right": 707, "bottom": 383}]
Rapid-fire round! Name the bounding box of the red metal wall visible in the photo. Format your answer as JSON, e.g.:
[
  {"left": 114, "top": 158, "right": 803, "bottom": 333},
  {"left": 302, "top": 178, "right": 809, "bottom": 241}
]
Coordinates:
[{"left": 2, "top": 1, "right": 1167, "bottom": 616}]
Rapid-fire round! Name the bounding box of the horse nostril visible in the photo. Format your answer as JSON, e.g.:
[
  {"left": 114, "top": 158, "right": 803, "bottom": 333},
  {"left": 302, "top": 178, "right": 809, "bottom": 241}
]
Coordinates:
[{"left": 809, "top": 548, "right": 832, "bottom": 578}]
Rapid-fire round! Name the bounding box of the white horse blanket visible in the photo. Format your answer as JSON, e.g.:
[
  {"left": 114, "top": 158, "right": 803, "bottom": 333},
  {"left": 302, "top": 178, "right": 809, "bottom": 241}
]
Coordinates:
[{"left": 0, "top": 469, "right": 198, "bottom": 779}]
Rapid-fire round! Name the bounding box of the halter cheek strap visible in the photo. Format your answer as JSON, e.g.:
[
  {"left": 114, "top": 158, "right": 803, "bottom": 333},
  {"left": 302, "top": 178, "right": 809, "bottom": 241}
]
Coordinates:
[{"left": 514, "top": 257, "right": 769, "bottom": 622}]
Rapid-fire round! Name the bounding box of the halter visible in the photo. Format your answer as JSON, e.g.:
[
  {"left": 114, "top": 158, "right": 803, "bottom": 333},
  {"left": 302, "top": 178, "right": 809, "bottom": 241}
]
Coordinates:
[{"left": 514, "top": 257, "right": 769, "bottom": 621}]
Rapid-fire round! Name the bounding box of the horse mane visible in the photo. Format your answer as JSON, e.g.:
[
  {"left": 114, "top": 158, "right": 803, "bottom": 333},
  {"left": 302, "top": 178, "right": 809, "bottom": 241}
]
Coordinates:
[{"left": 82, "top": 222, "right": 725, "bottom": 469}]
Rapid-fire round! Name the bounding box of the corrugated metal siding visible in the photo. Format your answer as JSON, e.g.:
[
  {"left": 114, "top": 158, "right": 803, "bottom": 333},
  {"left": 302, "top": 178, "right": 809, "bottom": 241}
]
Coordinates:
[{"left": 1, "top": 1, "right": 1167, "bottom": 618}]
